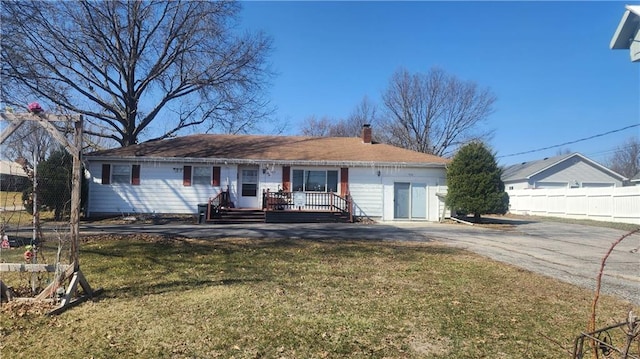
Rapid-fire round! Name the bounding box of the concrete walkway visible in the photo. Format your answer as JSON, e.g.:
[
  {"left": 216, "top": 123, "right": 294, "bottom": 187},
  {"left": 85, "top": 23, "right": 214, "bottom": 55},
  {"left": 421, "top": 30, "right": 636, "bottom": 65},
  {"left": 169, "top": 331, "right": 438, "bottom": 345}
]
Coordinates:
[{"left": 78, "top": 219, "right": 640, "bottom": 305}]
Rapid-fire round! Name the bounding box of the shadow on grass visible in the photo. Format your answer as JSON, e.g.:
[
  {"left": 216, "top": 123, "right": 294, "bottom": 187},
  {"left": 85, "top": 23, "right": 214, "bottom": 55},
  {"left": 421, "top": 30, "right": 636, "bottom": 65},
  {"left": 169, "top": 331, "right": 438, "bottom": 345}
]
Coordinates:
[
  {"left": 79, "top": 235, "right": 464, "bottom": 299},
  {"left": 101, "top": 277, "right": 264, "bottom": 299},
  {"left": 80, "top": 222, "right": 436, "bottom": 242}
]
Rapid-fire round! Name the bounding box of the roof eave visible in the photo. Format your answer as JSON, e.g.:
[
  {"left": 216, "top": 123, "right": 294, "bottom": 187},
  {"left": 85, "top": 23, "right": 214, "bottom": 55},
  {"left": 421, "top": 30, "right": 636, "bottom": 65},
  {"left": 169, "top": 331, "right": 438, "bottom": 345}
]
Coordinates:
[{"left": 85, "top": 155, "right": 447, "bottom": 168}]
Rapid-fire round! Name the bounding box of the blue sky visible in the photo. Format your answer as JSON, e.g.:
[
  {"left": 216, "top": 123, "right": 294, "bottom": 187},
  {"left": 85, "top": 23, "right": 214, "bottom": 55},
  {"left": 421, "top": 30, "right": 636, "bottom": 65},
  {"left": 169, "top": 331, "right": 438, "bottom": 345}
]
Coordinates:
[{"left": 240, "top": 1, "right": 639, "bottom": 166}]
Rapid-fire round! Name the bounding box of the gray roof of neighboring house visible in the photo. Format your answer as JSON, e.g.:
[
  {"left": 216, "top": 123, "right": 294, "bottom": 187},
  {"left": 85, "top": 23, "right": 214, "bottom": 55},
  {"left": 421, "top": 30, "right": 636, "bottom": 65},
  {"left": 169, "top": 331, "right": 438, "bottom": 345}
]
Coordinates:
[
  {"left": 0, "top": 160, "right": 27, "bottom": 177},
  {"left": 501, "top": 153, "right": 626, "bottom": 182},
  {"left": 631, "top": 171, "right": 640, "bottom": 182}
]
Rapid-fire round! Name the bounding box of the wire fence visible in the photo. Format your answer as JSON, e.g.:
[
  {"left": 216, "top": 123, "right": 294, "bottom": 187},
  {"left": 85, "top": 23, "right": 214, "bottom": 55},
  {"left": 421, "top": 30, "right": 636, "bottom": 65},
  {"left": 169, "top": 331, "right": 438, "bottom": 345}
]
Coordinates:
[{"left": 1, "top": 153, "right": 74, "bottom": 296}]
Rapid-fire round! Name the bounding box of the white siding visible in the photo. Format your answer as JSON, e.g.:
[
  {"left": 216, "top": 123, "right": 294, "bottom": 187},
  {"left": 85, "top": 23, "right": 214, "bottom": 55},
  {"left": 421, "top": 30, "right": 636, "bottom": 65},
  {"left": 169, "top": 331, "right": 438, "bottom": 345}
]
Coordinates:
[
  {"left": 504, "top": 180, "right": 530, "bottom": 190},
  {"left": 379, "top": 167, "right": 446, "bottom": 222},
  {"left": 260, "top": 165, "right": 283, "bottom": 194},
  {"left": 220, "top": 165, "right": 239, "bottom": 206},
  {"left": 87, "top": 161, "right": 235, "bottom": 216},
  {"left": 349, "top": 167, "right": 384, "bottom": 218},
  {"left": 348, "top": 167, "right": 446, "bottom": 221},
  {"left": 87, "top": 160, "right": 448, "bottom": 222}
]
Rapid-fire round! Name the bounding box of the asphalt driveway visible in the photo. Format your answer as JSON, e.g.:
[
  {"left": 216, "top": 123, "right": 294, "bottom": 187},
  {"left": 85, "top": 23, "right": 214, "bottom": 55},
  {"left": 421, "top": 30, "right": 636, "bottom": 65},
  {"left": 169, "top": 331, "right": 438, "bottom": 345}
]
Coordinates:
[
  {"left": 399, "top": 220, "right": 640, "bottom": 306},
  {"left": 79, "top": 218, "right": 640, "bottom": 305}
]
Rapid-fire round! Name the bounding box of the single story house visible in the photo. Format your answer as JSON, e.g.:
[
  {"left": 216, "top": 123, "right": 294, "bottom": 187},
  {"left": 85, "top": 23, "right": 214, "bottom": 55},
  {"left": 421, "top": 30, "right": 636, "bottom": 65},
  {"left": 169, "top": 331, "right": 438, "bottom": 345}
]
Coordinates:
[
  {"left": 84, "top": 126, "right": 449, "bottom": 222},
  {"left": 0, "top": 160, "right": 28, "bottom": 191},
  {"left": 501, "top": 152, "right": 627, "bottom": 190}
]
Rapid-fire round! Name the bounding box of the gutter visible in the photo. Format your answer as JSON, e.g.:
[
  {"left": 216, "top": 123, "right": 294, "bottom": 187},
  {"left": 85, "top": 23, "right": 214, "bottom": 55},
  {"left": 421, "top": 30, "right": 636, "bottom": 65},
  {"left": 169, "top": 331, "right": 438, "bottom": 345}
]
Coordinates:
[{"left": 84, "top": 155, "right": 448, "bottom": 169}]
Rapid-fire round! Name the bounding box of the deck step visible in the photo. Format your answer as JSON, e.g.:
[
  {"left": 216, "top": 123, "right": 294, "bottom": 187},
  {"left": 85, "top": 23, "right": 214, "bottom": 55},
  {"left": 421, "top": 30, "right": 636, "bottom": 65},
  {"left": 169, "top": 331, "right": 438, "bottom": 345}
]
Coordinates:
[
  {"left": 209, "top": 209, "right": 352, "bottom": 224},
  {"left": 265, "top": 211, "right": 351, "bottom": 223},
  {"left": 210, "top": 209, "right": 265, "bottom": 224}
]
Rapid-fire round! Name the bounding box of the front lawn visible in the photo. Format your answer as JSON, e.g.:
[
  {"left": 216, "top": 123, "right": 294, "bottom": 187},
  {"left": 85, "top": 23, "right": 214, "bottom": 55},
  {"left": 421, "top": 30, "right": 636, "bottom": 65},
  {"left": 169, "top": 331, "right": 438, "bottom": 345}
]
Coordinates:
[{"left": 0, "top": 235, "right": 636, "bottom": 358}]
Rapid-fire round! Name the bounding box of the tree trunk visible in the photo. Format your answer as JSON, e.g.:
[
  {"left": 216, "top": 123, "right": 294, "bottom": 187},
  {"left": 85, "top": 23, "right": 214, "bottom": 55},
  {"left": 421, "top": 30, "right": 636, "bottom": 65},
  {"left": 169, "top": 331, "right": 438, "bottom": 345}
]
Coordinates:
[{"left": 0, "top": 280, "right": 16, "bottom": 302}]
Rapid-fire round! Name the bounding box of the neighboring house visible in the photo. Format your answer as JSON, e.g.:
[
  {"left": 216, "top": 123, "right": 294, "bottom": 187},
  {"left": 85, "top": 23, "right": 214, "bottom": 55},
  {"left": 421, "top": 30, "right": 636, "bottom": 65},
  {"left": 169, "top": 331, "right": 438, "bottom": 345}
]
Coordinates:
[
  {"left": 0, "top": 160, "right": 28, "bottom": 191},
  {"left": 631, "top": 172, "right": 640, "bottom": 186},
  {"left": 84, "top": 126, "right": 449, "bottom": 222},
  {"left": 501, "top": 153, "right": 627, "bottom": 190},
  {"left": 610, "top": 4, "right": 640, "bottom": 62}
]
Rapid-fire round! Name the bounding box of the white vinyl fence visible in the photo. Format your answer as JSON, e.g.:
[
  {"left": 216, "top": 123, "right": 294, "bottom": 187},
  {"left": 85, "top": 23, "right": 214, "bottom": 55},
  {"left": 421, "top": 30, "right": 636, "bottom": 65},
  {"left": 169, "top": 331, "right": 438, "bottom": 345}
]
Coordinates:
[{"left": 507, "top": 186, "right": 640, "bottom": 225}]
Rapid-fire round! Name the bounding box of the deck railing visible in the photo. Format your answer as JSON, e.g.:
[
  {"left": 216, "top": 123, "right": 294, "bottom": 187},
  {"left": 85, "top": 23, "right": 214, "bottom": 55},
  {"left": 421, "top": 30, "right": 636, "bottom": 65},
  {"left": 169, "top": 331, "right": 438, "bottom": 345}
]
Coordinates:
[
  {"left": 208, "top": 188, "right": 230, "bottom": 220},
  {"left": 263, "top": 190, "right": 353, "bottom": 221}
]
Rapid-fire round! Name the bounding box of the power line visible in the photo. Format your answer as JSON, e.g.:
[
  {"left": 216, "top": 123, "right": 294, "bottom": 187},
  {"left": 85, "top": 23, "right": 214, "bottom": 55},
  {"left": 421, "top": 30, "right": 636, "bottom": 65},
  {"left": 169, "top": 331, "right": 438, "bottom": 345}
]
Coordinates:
[
  {"left": 585, "top": 142, "right": 640, "bottom": 157},
  {"left": 497, "top": 123, "right": 640, "bottom": 158},
  {"left": 587, "top": 147, "right": 626, "bottom": 157}
]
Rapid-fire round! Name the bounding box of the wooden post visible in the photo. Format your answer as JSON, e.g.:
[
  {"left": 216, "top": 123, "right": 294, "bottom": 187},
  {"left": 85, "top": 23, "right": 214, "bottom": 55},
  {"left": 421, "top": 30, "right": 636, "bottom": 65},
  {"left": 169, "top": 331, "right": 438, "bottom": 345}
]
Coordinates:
[
  {"left": 347, "top": 194, "right": 353, "bottom": 223},
  {"left": 69, "top": 117, "right": 82, "bottom": 270}
]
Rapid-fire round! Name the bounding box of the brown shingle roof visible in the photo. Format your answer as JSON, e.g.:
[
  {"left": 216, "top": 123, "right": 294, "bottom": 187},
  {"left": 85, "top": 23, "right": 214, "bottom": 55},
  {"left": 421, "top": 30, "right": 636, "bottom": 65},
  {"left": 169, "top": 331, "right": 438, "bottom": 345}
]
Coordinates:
[{"left": 87, "top": 134, "right": 449, "bottom": 166}]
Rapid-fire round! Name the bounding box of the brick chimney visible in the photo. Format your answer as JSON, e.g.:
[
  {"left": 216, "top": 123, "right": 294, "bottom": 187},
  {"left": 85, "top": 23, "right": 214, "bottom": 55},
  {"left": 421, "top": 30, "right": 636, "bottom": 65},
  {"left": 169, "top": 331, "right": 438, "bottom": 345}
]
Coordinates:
[{"left": 362, "top": 124, "right": 372, "bottom": 144}]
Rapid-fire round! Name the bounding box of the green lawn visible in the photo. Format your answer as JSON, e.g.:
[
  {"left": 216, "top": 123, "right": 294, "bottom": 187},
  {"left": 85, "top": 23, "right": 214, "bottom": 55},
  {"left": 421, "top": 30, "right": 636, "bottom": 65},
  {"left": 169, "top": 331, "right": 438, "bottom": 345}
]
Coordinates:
[
  {"left": 0, "top": 191, "right": 60, "bottom": 227},
  {"left": 1, "top": 235, "right": 636, "bottom": 358}
]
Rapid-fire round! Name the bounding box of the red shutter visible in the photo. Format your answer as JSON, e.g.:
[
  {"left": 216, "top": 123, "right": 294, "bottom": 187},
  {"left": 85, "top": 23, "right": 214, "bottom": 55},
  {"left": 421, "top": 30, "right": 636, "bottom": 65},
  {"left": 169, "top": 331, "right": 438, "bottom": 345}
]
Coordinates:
[
  {"left": 212, "top": 166, "right": 221, "bottom": 186},
  {"left": 340, "top": 168, "right": 349, "bottom": 195},
  {"left": 101, "top": 164, "right": 111, "bottom": 185},
  {"left": 131, "top": 165, "right": 141, "bottom": 185},
  {"left": 183, "top": 166, "right": 192, "bottom": 186},
  {"left": 282, "top": 166, "right": 290, "bottom": 191}
]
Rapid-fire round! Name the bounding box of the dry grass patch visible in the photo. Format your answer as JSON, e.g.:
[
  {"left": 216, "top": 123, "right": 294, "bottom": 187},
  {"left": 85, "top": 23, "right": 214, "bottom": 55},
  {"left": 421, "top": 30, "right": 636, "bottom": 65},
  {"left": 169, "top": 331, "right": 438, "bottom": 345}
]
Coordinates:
[
  {"left": 0, "top": 191, "right": 21, "bottom": 205},
  {"left": 1, "top": 235, "right": 637, "bottom": 358}
]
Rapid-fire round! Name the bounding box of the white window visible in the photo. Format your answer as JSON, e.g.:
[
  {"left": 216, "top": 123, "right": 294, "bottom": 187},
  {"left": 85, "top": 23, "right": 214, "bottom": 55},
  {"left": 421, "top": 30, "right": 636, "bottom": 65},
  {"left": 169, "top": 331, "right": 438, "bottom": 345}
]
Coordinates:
[
  {"left": 292, "top": 169, "right": 339, "bottom": 192},
  {"left": 241, "top": 169, "right": 258, "bottom": 196},
  {"left": 193, "top": 166, "right": 211, "bottom": 186},
  {"left": 111, "top": 164, "right": 131, "bottom": 184}
]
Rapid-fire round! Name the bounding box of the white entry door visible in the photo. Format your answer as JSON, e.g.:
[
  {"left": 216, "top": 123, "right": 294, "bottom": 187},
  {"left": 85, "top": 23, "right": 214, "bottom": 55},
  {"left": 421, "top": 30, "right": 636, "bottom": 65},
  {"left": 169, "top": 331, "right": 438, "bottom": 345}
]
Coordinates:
[
  {"left": 238, "top": 166, "right": 259, "bottom": 208},
  {"left": 394, "top": 182, "right": 427, "bottom": 220}
]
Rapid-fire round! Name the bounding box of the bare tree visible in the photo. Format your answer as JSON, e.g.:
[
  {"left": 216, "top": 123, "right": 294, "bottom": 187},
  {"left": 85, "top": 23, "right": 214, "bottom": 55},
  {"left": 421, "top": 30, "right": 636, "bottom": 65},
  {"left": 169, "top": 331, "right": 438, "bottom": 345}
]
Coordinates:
[
  {"left": 332, "top": 96, "right": 378, "bottom": 137},
  {"left": 607, "top": 136, "right": 640, "bottom": 179},
  {"left": 299, "top": 116, "right": 335, "bottom": 137},
  {"left": 1, "top": 121, "right": 53, "bottom": 166},
  {"left": 299, "top": 97, "right": 379, "bottom": 138},
  {"left": 1, "top": 1, "right": 273, "bottom": 147},
  {"left": 379, "top": 68, "right": 496, "bottom": 157}
]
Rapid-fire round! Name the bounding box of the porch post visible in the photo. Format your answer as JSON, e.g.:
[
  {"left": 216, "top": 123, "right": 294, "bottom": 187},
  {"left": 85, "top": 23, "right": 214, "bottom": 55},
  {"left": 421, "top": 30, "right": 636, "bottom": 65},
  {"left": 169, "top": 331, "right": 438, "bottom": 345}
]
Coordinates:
[
  {"left": 282, "top": 166, "right": 291, "bottom": 191},
  {"left": 340, "top": 168, "right": 349, "bottom": 196},
  {"left": 262, "top": 189, "right": 269, "bottom": 210}
]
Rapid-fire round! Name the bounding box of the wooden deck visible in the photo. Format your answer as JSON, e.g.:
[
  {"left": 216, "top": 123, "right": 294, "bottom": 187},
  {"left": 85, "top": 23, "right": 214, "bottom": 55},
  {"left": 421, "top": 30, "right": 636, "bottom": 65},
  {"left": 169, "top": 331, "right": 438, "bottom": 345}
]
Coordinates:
[{"left": 206, "top": 190, "right": 353, "bottom": 224}]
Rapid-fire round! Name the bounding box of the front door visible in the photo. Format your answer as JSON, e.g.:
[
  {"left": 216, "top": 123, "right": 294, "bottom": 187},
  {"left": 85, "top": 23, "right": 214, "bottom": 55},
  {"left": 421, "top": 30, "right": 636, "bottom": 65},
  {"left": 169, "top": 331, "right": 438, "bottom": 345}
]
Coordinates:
[{"left": 238, "top": 166, "right": 259, "bottom": 208}]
